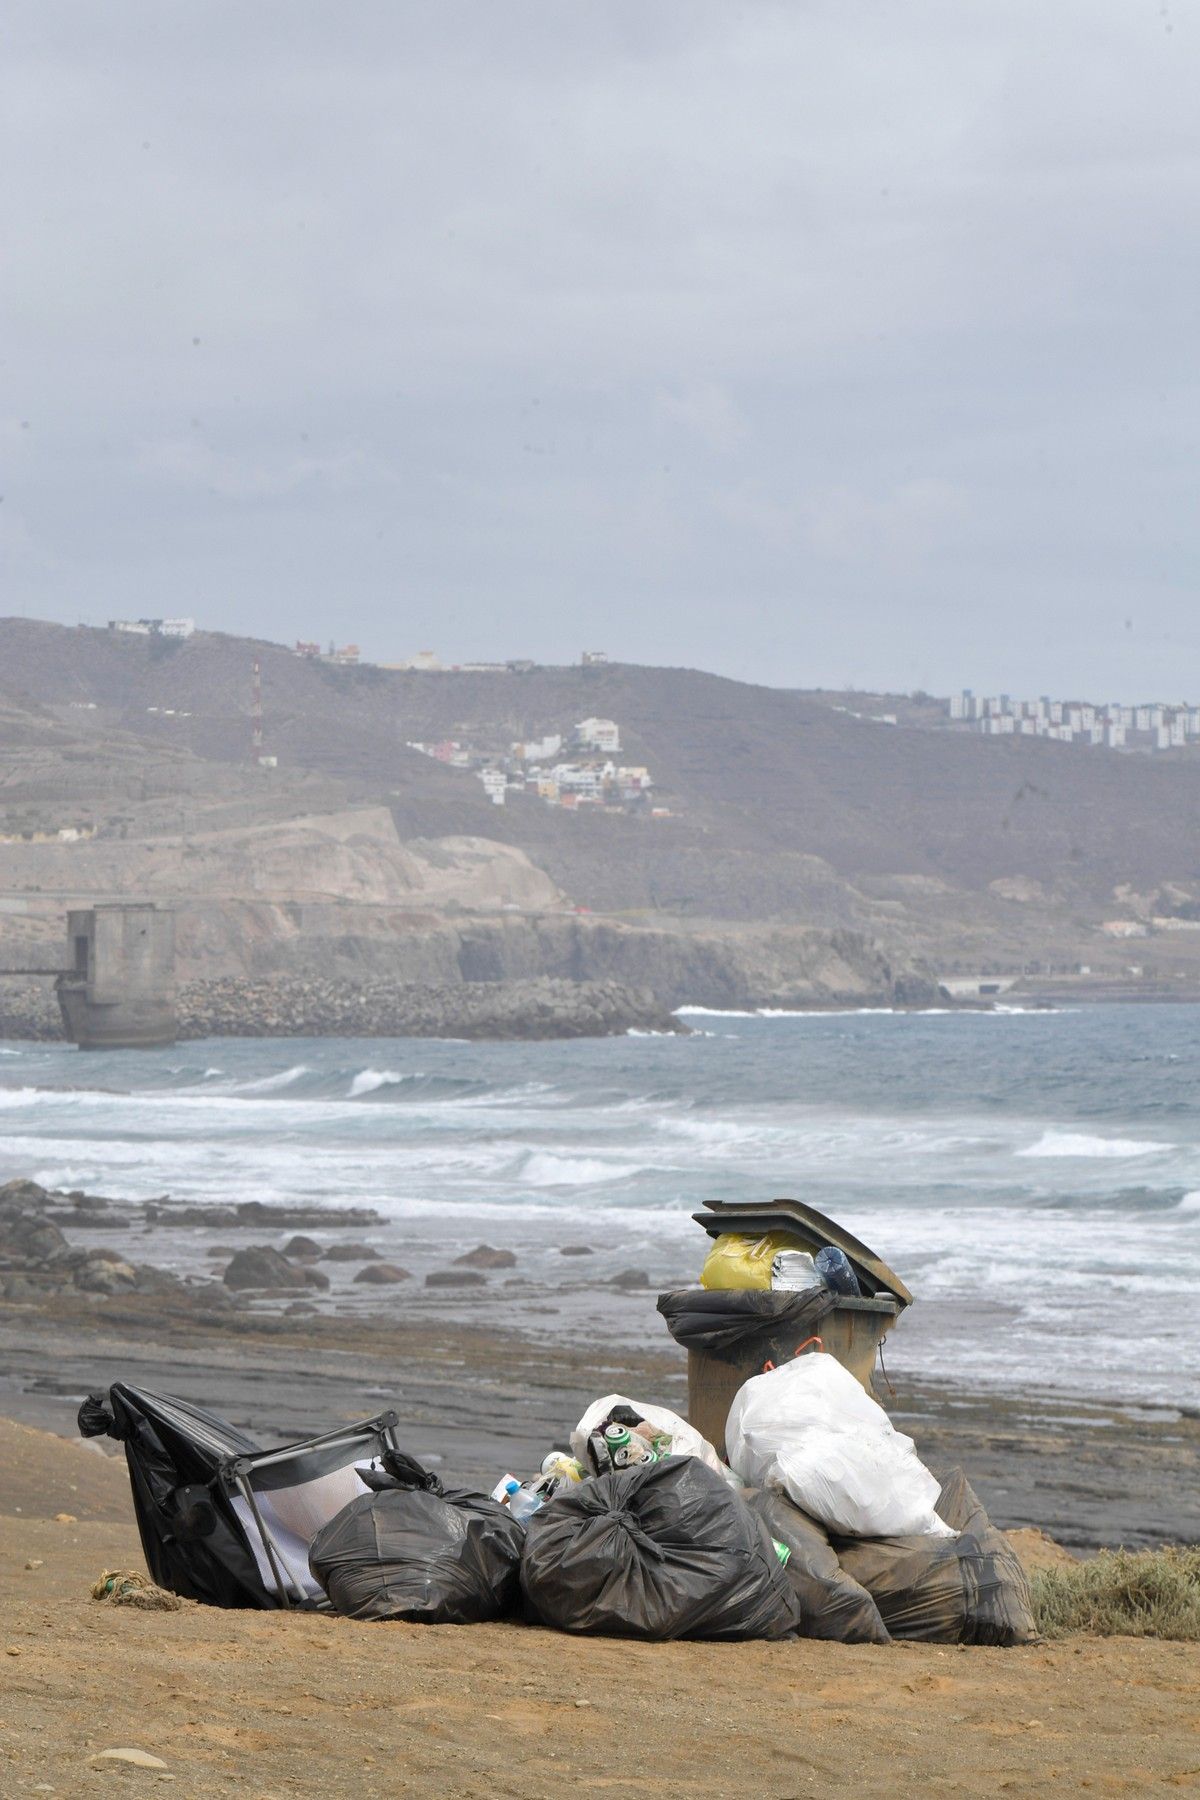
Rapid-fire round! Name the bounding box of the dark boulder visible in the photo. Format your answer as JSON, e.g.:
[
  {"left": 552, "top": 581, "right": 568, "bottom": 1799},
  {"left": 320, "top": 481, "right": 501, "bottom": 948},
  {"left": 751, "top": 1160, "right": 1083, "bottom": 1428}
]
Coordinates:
[
  {"left": 322, "top": 1242, "right": 378, "bottom": 1262},
  {"left": 131, "top": 1264, "right": 184, "bottom": 1296},
  {"left": 453, "top": 1244, "right": 516, "bottom": 1270},
  {"left": 222, "top": 1246, "right": 308, "bottom": 1291},
  {"left": 353, "top": 1263, "right": 411, "bottom": 1285},
  {"left": 283, "top": 1234, "right": 323, "bottom": 1260},
  {"left": 425, "top": 1269, "right": 486, "bottom": 1288},
  {"left": 0, "top": 1178, "right": 53, "bottom": 1209},
  {"left": 0, "top": 1209, "right": 68, "bottom": 1266},
  {"left": 75, "top": 1259, "right": 137, "bottom": 1295}
]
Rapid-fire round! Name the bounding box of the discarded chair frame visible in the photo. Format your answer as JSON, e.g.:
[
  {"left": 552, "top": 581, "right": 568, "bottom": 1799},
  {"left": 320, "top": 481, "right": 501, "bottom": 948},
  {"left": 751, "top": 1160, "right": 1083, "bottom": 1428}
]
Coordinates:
[
  {"left": 80, "top": 1382, "right": 404, "bottom": 1610},
  {"left": 222, "top": 1414, "right": 405, "bottom": 1608}
]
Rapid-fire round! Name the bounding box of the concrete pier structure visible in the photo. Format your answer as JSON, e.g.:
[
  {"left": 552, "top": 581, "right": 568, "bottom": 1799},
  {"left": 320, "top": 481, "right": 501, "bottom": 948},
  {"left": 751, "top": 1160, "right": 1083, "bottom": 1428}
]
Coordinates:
[{"left": 55, "top": 905, "right": 176, "bottom": 1049}]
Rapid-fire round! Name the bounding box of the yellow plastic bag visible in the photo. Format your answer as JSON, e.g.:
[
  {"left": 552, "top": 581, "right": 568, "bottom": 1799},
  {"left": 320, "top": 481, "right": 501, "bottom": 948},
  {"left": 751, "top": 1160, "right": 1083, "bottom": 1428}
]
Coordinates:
[{"left": 699, "top": 1231, "right": 810, "bottom": 1291}]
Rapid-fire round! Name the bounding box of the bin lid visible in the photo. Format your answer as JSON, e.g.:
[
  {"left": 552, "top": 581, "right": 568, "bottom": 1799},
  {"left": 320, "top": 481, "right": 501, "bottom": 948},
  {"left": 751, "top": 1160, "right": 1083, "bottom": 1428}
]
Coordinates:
[{"left": 690, "top": 1197, "right": 913, "bottom": 1309}]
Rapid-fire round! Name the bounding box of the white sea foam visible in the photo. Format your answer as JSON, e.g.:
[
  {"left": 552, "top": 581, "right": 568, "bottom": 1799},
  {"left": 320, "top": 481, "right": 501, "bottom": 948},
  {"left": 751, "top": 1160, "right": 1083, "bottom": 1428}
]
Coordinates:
[
  {"left": 675, "top": 1003, "right": 1063, "bottom": 1020},
  {"left": 674, "top": 1007, "right": 761, "bottom": 1018},
  {"left": 228, "top": 1064, "right": 310, "bottom": 1094},
  {"left": 2, "top": 1016, "right": 1198, "bottom": 1407},
  {"left": 517, "top": 1150, "right": 643, "bottom": 1187},
  {"left": 348, "top": 1069, "right": 409, "bottom": 1097},
  {"left": 1017, "top": 1130, "right": 1171, "bottom": 1160}
]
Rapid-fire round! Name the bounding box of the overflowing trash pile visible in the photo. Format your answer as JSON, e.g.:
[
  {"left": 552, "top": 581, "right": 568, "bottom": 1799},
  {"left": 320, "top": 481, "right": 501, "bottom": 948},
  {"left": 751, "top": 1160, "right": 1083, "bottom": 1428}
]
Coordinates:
[{"left": 78, "top": 1201, "right": 1037, "bottom": 1647}]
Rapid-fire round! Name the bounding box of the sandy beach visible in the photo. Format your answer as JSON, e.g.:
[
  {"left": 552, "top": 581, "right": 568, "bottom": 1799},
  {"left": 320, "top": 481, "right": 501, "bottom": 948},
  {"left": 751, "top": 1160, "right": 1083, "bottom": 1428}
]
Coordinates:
[
  {"left": 3, "top": 1416, "right": 1200, "bottom": 1798},
  {"left": 3, "top": 1174, "right": 1199, "bottom": 1796}
]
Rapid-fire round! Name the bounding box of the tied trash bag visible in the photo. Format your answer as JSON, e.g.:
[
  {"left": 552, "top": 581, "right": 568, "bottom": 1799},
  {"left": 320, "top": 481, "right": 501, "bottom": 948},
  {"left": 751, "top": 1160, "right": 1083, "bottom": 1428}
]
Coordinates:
[
  {"left": 833, "top": 1469, "right": 1037, "bottom": 1647},
  {"left": 726, "top": 1353, "right": 953, "bottom": 1539},
  {"left": 744, "top": 1488, "right": 890, "bottom": 1644},
  {"left": 309, "top": 1451, "right": 524, "bottom": 1624},
  {"left": 520, "top": 1456, "right": 802, "bottom": 1642}
]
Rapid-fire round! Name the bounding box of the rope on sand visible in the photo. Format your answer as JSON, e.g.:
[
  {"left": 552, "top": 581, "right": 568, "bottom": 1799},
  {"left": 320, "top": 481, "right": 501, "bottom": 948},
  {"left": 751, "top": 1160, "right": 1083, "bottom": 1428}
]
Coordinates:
[{"left": 91, "top": 1568, "right": 182, "bottom": 1612}]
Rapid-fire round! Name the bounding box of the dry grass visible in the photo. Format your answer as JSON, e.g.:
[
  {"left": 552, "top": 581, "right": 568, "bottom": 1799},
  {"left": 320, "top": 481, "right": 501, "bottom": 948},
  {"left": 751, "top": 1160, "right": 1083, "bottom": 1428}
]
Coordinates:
[{"left": 1031, "top": 1546, "right": 1200, "bottom": 1640}]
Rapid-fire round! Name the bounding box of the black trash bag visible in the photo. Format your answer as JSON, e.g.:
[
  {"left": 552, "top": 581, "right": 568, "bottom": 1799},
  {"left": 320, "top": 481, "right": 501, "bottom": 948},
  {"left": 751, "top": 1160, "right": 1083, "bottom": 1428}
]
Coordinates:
[
  {"left": 358, "top": 1447, "right": 445, "bottom": 1495},
  {"left": 520, "top": 1456, "right": 802, "bottom": 1642},
  {"left": 309, "top": 1477, "right": 525, "bottom": 1624},
  {"left": 656, "top": 1286, "right": 834, "bottom": 1355},
  {"left": 744, "top": 1488, "right": 890, "bottom": 1644},
  {"left": 832, "top": 1469, "right": 1038, "bottom": 1647},
  {"left": 77, "top": 1384, "right": 272, "bottom": 1608}
]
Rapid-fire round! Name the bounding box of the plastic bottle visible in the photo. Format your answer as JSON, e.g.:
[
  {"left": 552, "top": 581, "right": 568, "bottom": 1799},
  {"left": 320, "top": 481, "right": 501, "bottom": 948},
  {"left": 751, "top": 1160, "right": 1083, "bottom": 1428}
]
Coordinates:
[
  {"left": 541, "top": 1453, "right": 584, "bottom": 1484},
  {"left": 507, "top": 1484, "right": 545, "bottom": 1524},
  {"left": 814, "top": 1245, "right": 862, "bottom": 1296}
]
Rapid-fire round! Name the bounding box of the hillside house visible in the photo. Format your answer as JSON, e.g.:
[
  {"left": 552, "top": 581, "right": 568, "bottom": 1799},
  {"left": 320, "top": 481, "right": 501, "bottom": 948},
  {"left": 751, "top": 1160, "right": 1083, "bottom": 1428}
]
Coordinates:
[{"left": 574, "top": 717, "right": 621, "bottom": 753}]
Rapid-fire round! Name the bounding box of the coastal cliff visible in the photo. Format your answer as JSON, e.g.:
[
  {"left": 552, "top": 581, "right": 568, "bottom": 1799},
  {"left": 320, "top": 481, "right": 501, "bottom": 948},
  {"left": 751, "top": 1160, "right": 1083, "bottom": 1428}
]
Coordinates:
[{"left": 0, "top": 915, "right": 939, "bottom": 1041}]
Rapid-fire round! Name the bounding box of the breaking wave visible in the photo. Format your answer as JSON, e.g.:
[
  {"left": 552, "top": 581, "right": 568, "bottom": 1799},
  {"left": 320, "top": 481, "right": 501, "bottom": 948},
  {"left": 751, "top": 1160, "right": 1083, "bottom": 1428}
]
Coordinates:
[
  {"left": 516, "top": 1150, "right": 644, "bottom": 1187},
  {"left": 229, "top": 1064, "right": 310, "bottom": 1094},
  {"left": 348, "top": 1069, "right": 409, "bottom": 1098},
  {"left": 1017, "top": 1130, "right": 1171, "bottom": 1160}
]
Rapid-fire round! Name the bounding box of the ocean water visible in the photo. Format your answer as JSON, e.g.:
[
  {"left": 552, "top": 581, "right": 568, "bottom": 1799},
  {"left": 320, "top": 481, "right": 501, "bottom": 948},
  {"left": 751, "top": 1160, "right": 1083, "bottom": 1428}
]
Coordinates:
[{"left": 1, "top": 1005, "right": 1197, "bottom": 1410}]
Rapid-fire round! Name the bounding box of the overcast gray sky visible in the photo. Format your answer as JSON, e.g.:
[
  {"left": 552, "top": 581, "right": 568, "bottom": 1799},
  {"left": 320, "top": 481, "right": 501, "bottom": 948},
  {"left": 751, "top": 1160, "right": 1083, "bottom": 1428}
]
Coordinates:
[{"left": 3, "top": 2, "right": 1196, "bottom": 696}]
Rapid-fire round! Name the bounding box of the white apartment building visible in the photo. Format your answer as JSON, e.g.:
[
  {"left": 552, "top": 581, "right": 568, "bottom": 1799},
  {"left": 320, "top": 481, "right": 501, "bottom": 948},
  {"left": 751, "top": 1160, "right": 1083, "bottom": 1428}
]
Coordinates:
[
  {"left": 574, "top": 717, "right": 621, "bottom": 753},
  {"left": 553, "top": 762, "right": 607, "bottom": 797},
  {"left": 513, "top": 734, "right": 563, "bottom": 762}
]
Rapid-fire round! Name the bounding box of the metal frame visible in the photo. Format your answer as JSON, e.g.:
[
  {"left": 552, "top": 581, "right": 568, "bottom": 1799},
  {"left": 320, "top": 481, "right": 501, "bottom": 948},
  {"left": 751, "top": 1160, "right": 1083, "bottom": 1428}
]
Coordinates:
[{"left": 221, "top": 1410, "right": 402, "bottom": 1610}]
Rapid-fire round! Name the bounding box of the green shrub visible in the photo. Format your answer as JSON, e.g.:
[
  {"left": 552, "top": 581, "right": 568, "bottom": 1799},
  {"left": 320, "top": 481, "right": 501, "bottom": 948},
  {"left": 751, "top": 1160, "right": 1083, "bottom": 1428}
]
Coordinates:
[{"left": 1031, "top": 1547, "right": 1200, "bottom": 1640}]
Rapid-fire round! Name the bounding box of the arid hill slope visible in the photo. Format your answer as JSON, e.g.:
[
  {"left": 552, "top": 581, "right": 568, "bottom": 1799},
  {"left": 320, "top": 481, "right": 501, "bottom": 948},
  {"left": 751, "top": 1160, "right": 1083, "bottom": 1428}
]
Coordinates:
[
  {"left": 6, "top": 617, "right": 1200, "bottom": 989},
  {"left": 5, "top": 617, "right": 1200, "bottom": 909}
]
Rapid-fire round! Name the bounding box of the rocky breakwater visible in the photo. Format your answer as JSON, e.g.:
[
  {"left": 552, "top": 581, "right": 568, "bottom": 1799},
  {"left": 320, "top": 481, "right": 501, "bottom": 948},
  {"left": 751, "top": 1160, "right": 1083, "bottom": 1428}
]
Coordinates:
[
  {"left": 0, "top": 981, "right": 59, "bottom": 1042},
  {"left": 0, "top": 1181, "right": 657, "bottom": 1338},
  {"left": 0, "top": 1178, "right": 207, "bottom": 1309},
  {"left": 177, "top": 975, "right": 683, "bottom": 1040}
]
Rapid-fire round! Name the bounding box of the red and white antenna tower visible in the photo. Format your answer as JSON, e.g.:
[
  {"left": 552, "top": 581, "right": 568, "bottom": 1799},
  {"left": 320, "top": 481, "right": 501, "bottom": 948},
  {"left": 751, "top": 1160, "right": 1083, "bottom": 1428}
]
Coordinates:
[{"left": 251, "top": 658, "right": 263, "bottom": 760}]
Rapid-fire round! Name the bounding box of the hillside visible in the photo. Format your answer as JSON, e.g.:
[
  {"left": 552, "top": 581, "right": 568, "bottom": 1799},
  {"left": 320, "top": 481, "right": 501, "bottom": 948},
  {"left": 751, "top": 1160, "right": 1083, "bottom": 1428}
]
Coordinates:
[{"left": 5, "top": 617, "right": 1200, "bottom": 995}]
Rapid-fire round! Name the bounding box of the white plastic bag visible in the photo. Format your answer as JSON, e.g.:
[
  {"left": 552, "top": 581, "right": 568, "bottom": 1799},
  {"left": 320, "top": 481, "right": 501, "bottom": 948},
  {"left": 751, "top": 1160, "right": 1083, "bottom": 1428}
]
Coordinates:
[
  {"left": 770, "top": 1250, "right": 823, "bottom": 1292},
  {"left": 569, "top": 1394, "right": 725, "bottom": 1476},
  {"left": 725, "top": 1355, "right": 954, "bottom": 1539}
]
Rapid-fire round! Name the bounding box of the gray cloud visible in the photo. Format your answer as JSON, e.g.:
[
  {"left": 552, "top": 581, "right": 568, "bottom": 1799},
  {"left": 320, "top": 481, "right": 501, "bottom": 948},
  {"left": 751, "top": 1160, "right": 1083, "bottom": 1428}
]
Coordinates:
[{"left": 2, "top": 0, "right": 1196, "bottom": 695}]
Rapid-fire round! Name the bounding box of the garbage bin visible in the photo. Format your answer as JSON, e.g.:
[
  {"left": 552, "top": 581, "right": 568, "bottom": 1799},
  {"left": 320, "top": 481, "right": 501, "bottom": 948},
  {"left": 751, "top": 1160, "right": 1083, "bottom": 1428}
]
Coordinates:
[{"left": 658, "top": 1199, "right": 912, "bottom": 1459}]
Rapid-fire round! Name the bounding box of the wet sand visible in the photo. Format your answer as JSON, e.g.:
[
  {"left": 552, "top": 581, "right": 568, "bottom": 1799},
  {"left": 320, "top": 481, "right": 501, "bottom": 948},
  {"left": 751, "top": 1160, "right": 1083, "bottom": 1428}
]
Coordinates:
[{"left": 3, "top": 1172, "right": 1198, "bottom": 1552}]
